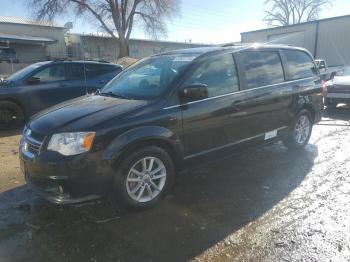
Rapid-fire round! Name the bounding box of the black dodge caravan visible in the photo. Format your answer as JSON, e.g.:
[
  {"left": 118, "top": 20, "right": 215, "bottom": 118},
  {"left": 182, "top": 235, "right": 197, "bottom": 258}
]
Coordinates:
[{"left": 19, "top": 45, "right": 323, "bottom": 208}]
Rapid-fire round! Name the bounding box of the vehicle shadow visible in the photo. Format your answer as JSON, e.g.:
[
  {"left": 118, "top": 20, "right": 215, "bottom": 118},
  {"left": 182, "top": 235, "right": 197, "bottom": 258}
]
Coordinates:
[
  {"left": 0, "top": 143, "right": 318, "bottom": 262},
  {"left": 322, "top": 104, "right": 350, "bottom": 122}
]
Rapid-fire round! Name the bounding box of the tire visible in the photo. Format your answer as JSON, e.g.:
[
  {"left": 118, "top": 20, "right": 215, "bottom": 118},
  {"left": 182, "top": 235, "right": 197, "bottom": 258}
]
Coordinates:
[
  {"left": 326, "top": 98, "right": 337, "bottom": 109},
  {"left": 0, "top": 101, "right": 24, "bottom": 130},
  {"left": 113, "top": 146, "right": 175, "bottom": 209},
  {"left": 283, "top": 109, "right": 312, "bottom": 150}
]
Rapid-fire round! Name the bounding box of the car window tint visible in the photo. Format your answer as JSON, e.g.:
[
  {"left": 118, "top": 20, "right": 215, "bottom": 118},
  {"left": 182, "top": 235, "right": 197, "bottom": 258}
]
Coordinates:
[
  {"left": 32, "top": 64, "right": 66, "bottom": 82},
  {"left": 185, "top": 54, "right": 239, "bottom": 97},
  {"left": 239, "top": 51, "right": 284, "bottom": 89},
  {"left": 284, "top": 50, "right": 316, "bottom": 80},
  {"left": 85, "top": 64, "right": 119, "bottom": 79},
  {"left": 99, "top": 65, "right": 120, "bottom": 73},
  {"left": 69, "top": 64, "right": 85, "bottom": 80}
]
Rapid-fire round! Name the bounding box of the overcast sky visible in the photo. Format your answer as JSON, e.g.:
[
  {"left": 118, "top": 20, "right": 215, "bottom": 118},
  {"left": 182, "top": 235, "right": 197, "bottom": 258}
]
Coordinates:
[{"left": 1, "top": 0, "right": 349, "bottom": 44}]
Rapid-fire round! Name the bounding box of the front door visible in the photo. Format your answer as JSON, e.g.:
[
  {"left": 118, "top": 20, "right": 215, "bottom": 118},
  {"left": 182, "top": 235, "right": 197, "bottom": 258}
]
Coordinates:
[
  {"left": 180, "top": 53, "right": 240, "bottom": 159},
  {"left": 25, "top": 64, "right": 70, "bottom": 113}
]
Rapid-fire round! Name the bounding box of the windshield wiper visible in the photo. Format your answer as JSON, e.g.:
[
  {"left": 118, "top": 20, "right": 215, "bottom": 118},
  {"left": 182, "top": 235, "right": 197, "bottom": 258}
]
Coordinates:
[{"left": 99, "top": 91, "right": 131, "bottom": 100}]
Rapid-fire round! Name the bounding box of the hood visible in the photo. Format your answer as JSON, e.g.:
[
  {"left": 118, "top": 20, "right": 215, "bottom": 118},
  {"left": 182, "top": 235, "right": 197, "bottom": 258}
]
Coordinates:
[
  {"left": 332, "top": 76, "right": 350, "bottom": 86},
  {"left": 28, "top": 95, "right": 147, "bottom": 134}
]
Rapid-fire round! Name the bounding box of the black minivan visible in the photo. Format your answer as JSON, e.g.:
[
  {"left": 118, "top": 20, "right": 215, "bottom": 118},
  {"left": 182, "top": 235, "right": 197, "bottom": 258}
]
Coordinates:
[{"left": 19, "top": 45, "right": 323, "bottom": 208}]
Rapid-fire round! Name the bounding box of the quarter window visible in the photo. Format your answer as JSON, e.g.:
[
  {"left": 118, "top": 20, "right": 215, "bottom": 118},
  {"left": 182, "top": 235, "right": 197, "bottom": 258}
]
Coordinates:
[
  {"left": 238, "top": 51, "right": 285, "bottom": 89},
  {"left": 283, "top": 50, "right": 316, "bottom": 80},
  {"left": 184, "top": 54, "right": 239, "bottom": 97},
  {"left": 32, "top": 64, "right": 66, "bottom": 82}
]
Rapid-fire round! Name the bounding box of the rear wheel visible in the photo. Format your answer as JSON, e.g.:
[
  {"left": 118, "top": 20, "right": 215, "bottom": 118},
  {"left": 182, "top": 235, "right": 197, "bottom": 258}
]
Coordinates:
[
  {"left": 326, "top": 98, "right": 337, "bottom": 109},
  {"left": 113, "top": 146, "right": 175, "bottom": 209},
  {"left": 283, "top": 110, "right": 312, "bottom": 150},
  {"left": 0, "top": 101, "right": 24, "bottom": 130}
]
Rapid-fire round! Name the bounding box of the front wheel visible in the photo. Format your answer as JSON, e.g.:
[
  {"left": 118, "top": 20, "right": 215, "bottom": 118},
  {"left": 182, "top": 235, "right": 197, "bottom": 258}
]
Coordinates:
[
  {"left": 283, "top": 110, "right": 312, "bottom": 150},
  {"left": 113, "top": 146, "right": 175, "bottom": 209}
]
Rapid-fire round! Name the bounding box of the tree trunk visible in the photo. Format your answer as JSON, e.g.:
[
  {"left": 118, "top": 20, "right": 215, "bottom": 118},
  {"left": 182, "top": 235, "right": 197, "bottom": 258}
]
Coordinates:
[{"left": 118, "top": 37, "right": 129, "bottom": 58}]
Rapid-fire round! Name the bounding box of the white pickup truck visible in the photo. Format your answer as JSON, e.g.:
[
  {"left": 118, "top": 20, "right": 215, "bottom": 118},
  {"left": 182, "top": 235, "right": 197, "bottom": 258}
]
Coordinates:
[{"left": 325, "top": 66, "right": 350, "bottom": 108}]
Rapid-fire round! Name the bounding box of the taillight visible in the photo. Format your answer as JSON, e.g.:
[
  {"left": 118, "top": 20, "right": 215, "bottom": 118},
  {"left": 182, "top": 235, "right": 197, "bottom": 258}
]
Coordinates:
[{"left": 321, "top": 80, "right": 326, "bottom": 97}]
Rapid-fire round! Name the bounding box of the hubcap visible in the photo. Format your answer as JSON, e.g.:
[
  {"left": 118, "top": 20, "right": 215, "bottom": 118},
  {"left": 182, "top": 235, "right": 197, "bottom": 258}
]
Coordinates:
[
  {"left": 294, "top": 115, "right": 310, "bottom": 144},
  {"left": 0, "top": 106, "right": 17, "bottom": 126},
  {"left": 126, "top": 157, "right": 167, "bottom": 203}
]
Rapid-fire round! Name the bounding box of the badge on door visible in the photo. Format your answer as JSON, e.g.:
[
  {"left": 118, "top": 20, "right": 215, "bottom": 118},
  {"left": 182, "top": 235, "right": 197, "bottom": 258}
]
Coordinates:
[{"left": 264, "top": 129, "right": 278, "bottom": 140}]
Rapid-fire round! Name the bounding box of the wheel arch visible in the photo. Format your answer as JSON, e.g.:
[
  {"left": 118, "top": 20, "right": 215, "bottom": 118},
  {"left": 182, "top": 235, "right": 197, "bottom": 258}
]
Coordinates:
[
  {"left": 300, "top": 104, "right": 316, "bottom": 124},
  {"left": 101, "top": 126, "right": 185, "bottom": 171},
  {"left": 0, "top": 98, "right": 26, "bottom": 118}
]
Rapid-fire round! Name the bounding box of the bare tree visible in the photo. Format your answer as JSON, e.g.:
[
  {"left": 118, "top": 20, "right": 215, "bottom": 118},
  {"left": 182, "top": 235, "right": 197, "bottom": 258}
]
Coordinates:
[
  {"left": 264, "top": 0, "right": 332, "bottom": 26},
  {"left": 27, "top": 0, "right": 180, "bottom": 57}
]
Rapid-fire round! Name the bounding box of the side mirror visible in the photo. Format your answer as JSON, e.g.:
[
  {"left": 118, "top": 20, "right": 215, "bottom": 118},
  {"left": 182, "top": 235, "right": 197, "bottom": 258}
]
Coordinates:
[
  {"left": 180, "top": 84, "right": 209, "bottom": 103},
  {"left": 27, "top": 76, "right": 41, "bottom": 85}
]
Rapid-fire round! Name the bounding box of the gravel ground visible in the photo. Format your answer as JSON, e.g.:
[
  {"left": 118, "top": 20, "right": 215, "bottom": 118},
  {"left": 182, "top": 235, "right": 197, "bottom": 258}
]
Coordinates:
[{"left": 0, "top": 107, "right": 349, "bottom": 262}]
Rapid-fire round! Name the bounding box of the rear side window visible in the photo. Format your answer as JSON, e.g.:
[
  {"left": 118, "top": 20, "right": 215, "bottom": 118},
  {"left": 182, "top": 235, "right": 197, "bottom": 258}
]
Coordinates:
[
  {"left": 184, "top": 53, "right": 239, "bottom": 98},
  {"left": 283, "top": 50, "right": 316, "bottom": 80},
  {"left": 69, "top": 64, "right": 85, "bottom": 80},
  {"left": 238, "top": 51, "right": 284, "bottom": 89},
  {"left": 85, "top": 64, "right": 120, "bottom": 79}
]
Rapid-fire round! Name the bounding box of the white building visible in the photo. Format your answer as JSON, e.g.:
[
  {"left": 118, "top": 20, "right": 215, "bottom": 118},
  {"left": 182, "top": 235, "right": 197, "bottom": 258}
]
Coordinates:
[
  {"left": 0, "top": 16, "right": 209, "bottom": 64},
  {"left": 0, "top": 16, "right": 68, "bottom": 63},
  {"left": 241, "top": 15, "right": 350, "bottom": 67}
]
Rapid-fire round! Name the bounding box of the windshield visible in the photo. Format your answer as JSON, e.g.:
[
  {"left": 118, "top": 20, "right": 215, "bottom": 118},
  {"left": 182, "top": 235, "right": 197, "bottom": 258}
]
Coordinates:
[
  {"left": 101, "top": 54, "right": 198, "bottom": 100},
  {"left": 7, "top": 63, "right": 43, "bottom": 82}
]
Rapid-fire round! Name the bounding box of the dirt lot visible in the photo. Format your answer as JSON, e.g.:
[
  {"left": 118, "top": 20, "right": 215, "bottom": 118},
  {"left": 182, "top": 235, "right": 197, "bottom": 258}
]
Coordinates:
[{"left": 0, "top": 107, "right": 349, "bottom": 262}]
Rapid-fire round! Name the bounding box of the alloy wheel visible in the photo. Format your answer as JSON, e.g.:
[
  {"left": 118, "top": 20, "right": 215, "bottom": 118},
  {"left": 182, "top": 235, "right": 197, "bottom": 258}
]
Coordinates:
[
  {"left": 294, "top": 115, "right": 310, "bottom": 144},
  {"left": 126, "top": 157, "right": 167, "bottom": 203}
]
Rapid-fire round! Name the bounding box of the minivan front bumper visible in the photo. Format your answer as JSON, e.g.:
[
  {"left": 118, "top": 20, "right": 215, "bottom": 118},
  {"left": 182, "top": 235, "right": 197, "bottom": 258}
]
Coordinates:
[{"left": 19, "top": 138, "right": 114, "bottom": 204}]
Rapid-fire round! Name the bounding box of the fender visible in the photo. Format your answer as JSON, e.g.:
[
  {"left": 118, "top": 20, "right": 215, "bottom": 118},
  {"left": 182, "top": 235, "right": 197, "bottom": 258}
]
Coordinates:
[
  {"left": 291, "top": 90, "right": 322, "bottom": 123},
  {"left": 101, "top": 125, "right": 184, "bottom": 162}
]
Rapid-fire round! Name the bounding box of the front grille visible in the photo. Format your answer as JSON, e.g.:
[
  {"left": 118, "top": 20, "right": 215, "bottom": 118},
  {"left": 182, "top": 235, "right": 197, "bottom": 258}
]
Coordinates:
[
  {"left": 30, "top": 130, "right": 45, "bottom": 142},
  {"left": 26, "top": 138, "right": 42, "bottom": 155},
  {"left": 24, "top": 128, "right": 45, "bottom": 155}
]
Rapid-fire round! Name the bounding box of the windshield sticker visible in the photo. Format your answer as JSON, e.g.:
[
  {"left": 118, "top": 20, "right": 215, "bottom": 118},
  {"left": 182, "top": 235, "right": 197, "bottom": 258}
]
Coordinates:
[{"left": 174, "top": 56, "right": 197, "bottom": 62}]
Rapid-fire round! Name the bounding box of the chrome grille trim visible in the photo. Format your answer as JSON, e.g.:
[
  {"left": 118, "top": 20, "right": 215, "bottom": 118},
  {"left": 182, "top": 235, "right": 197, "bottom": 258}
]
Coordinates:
[{"left": 24, "top": 128, "right": 44, "bottom": 155}]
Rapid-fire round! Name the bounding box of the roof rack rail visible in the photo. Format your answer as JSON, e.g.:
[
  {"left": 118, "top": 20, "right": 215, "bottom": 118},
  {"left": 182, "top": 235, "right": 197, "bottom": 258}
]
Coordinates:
[
  {"left": 49, "top": 58, "right": 111, "bottom": 63},
  {"left": 220, "top": 42, "right": 295, "bottom": 47}
]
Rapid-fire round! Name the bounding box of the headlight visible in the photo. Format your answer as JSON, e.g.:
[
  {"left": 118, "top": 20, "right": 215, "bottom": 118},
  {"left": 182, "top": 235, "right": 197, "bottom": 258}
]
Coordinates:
[{"left": 47, "top": 132, "right": 95, "bottom": 156}]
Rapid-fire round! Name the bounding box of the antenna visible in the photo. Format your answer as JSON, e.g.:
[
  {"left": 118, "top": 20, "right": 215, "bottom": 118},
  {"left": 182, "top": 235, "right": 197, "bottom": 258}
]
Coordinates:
[
  {"left": 83, "top": 60, "right": 88, "bottom": 95},
  {"left": 81, "top": 38, "right": 88, "bottom": 95}
]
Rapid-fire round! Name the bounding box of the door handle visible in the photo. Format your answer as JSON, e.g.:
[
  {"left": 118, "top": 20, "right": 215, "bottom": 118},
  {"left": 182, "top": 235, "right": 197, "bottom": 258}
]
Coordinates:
[
  {"left": 232, "top": 100, "right": 242, "bottom": 105},
  {"left": 231, "top": 100, "right": 242, "bottom": 111}
]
